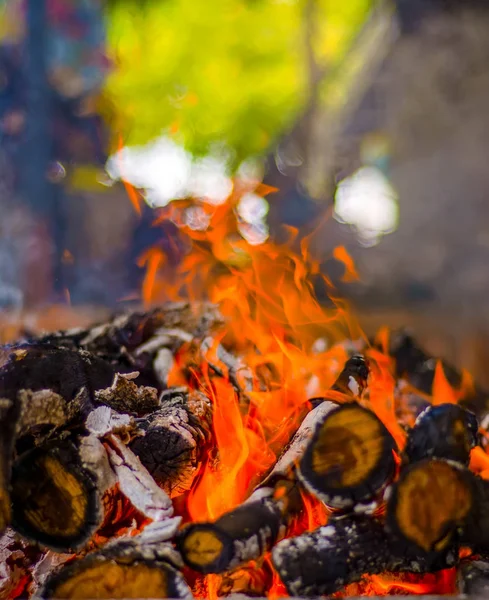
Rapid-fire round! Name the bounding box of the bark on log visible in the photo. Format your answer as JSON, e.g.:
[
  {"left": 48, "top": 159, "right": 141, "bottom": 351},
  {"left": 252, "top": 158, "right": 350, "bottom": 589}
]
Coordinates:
[
  {"left": 10, "top": 439, "right": 104, "bottom": 551},
  {"left": 129, "top": 389, "right": 213, "bottom": 497},
  {"left": 404, "top": 403, "right": 479, "bottom": 465},
  {"left": 298, "top": 402, "right": 398, "bottom": 510},
  {"left": 386, "top": 458, "right": 489, "bottom": 555},
  {"left": 41, "top": 521, "right": 191, "bottom": 600},
  {"left": 271, "top": 515, "right": 457, "bottom": 597},
  {"left": 177, "top": 355, "right": 369, "bottom": 574}
]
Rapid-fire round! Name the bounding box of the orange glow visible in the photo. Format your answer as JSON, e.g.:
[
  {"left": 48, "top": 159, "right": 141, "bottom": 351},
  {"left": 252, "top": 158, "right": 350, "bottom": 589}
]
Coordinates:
[
  {"left": 333, "top": 245, "right": 360, "bottom": 282},
  {"left": 117, "top": 134, "right": 142, "bottom": 216},
  {"left": 469, "top": 445, "right": 489, "bottom": 477},
  {"left": 126, "top": 185, "right": 481, "bottom": 598},
  {"left": 366, "top": 569, "right": 457, "bottom": 595},
  {"left": 432, "top": 360, "right": 472, "bottom": 405}
]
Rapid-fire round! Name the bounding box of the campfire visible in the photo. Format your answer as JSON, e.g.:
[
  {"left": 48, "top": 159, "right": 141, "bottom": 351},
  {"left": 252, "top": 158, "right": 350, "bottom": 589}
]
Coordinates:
[{"left": 2, "top": 185, "right": 489, "bottom": 599}]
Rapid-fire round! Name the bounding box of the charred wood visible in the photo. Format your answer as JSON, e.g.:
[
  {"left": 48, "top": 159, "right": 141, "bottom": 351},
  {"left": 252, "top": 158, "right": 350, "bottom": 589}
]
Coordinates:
[
  {"left": 41, "top": 521, "right": 191, "bottom": 600},
  {"left": 386, "top": 458, "right": 489, "bottom": 556},
  {"left": 298, "top": 402, "right": 398, "bottom": 510},
  {"left": 404, "top": 403, "right": 479, "bottom": 465},
  {"left": 387, "top": 330, "right": 488, "bottom": 418},
  {"left": 129, "top": 389, "right": 213, "bottom": 497},
  {"left": 10, "top": 439, "right": 104, "bottom": 552},
  {"left": 271, "top": 515, "right": 457, "bottom": 597},
  {"left": 329, "top": 353, "right": 370, "bottom": 397},
  {"left": 94, "top": 371, "right": 159, "bottom": 416}
]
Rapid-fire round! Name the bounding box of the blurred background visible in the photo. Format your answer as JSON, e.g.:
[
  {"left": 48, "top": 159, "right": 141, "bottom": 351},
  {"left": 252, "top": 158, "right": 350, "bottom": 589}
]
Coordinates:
[{"left": 1, "top": 0, "right": 489, "bottom": 382}]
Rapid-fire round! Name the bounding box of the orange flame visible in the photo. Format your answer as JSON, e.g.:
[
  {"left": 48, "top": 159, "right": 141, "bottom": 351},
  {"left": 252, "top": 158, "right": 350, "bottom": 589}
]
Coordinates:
[
  {"left": 432, "top": 360, "right": 474, "bottom": 405},
  {"left": 117, "top": 134, "right": 142, "bottom": 216},
  {"left": 135, "top": 186, "right": 478, "bottom": 598}
]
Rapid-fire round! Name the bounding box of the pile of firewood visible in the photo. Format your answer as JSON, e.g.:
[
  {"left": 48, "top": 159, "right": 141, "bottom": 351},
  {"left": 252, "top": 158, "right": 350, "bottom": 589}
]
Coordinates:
[{"left": 2, "top": 302, "right": 489, "bottom": 599}]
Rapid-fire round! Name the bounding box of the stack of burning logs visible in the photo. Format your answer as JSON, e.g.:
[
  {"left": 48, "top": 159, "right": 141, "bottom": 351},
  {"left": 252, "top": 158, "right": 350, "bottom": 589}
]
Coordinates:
[{"left": 2, "top": 302, "right": 489, "bottom": 598}]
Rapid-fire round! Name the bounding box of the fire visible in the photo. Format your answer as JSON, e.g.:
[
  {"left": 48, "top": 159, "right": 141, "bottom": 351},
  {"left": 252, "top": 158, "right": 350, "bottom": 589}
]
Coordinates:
[
  {"left": 133, "top": 183, "right": 486, "bottom": 597},
  {"left": 432, "top": 360, "right": 474, "bottom": 406}
]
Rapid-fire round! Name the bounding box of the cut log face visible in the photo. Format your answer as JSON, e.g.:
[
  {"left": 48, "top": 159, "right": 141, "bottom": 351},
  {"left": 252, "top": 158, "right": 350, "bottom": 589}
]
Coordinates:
[
  {"left": 386, "top": 459, "right": 472, "bottom": 554},
  {"left": 177, "top": 489, "right": 289, "bottom": 574},
  {"left": 299, "top": 402, "right": 397, "bottom": 510},
  {"left": 404, "top": 403, "right": 479, "bottom": 465},
  {"left": 42, "top": 553, "right": 191, "bottom": 600},
  {"left": 42, "top": 521, "right": 191, "bottom": 600},
  {"left": 11, "top": 441, "right": 102, "bottom": 551}
]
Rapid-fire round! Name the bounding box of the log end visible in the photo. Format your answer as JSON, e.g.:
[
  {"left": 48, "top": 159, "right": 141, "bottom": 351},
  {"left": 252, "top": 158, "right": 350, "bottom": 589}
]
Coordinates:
[
  {"left": 299, "top": 402, "right": 396, "bottom": 508},
  {"left": 11, "top": 442, "right": 101, "bottom": 551},
  {"left": 387, "top": 459, "right": 472, "bottom": 553},
  {"left": 43, "top": 554, "right": 190, "bottom": 599},
  {"left": 177, "top": 523, "right": 231, "bottom": 574}
]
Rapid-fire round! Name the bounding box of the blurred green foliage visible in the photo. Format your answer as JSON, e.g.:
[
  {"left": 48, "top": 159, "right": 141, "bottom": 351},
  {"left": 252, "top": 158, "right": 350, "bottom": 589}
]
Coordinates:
[{"left": 105, "top": 0, "right": 372, "bottom": 167}]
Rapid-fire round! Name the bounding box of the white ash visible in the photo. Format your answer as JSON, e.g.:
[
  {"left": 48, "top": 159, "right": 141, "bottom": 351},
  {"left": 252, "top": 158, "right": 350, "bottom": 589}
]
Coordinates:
[
  {"left": 79, "top": 434, "right": 117, "bottom": 494},
  {"left": 230, "top": 534, "right": 260, "bottom": 569},
  {"left": 85, "top": 405, "right": 134, "bottom": 438},
  {"left": 153, "top": 348, "right": 175, "bottom": 387},
  {"left": 106, "top": 434, "right": 173, "bottom": 521},
  {"left": 347, "top": 375, "right": 360, "bottom": 396}
]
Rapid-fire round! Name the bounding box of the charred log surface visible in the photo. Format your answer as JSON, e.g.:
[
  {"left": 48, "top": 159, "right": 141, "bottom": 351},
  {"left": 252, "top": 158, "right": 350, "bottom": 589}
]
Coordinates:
[
  {"left": 0, "top": 344, "right": 117, "bottom": 416},
  {"left": 271, "top": 515, "right": 457, "bottom": 597},
  {"left": 129, "top": 390, "right": 213, "bottom": 497},
  {"left": 11, "top": 440, "right": 103, "bottom": 551},
  {"left": 32, "top": 303, "right": 223, "bottom": 389},
  {"left": 458, "top": 559, "right": 489, "bottom": 595},
  {"left": 404, "top": 403, "right": 479, "bottom": 465},
  {"left": 299, "top": 402, "right": 397, "bottom": 510},
  {"left": 330, "top": 354, "right": 370, "bottom": 396},
  {"left": 95, "top": 372, "right": 159, "bottom": 416},
  {"left": 177, "top": 477, "right": 305, "bottom": 575},
  {"left": 42, "top": 521, "right": 191, "bottom": 600},
  {"left": 177, "top": 490, "right": 288, "bottom": 574},
  {"left": 385, "top": 458, "right": 486, "bottom": 555}
]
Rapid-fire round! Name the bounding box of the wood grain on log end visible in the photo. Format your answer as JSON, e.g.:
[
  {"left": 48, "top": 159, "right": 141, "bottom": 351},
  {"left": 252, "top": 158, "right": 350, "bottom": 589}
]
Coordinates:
[
  {"left": 386, "top": 459, "right": 472, "bottom": 553},
  {"left": 11, "top": 441, "right": 101, "bottom": 551},
  {"left": 299, "top": 402, "right": 397, "bottom": 509},
  {"left": 42, "top": 552, "right": 191, "bottom": 599}
]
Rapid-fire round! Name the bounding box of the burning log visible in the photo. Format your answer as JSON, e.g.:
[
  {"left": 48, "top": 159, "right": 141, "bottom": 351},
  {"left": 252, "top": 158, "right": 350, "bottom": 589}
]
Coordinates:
[
  {"left": 177, "top": 355, "right": 369, "bottom": 574},
  {"left": 129, "top": 388, "right": 213, "bottom": 497},
  {"left": 458, "top": 558, "right": 489, "bottom": 595},
  {"left": 298, "top": 402, "right": 398, "bottom": 510},
  {"left": 329, "top": 353, "right": 370, "bottom": 396},
  {"left": 386, "top": 458, "right": 489, "bottom": 555},
  {"left": 10, "top": 439, "right": 105, "bottom": 551},
  {"left": 271, "top": 515, "right": 456, "bottom": 597},
  {"left": 41, "top": 521, "right": 192, "bottom": 599},
  {"left": 404, "top": 403, "right": 479, "bottom": 465}
]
